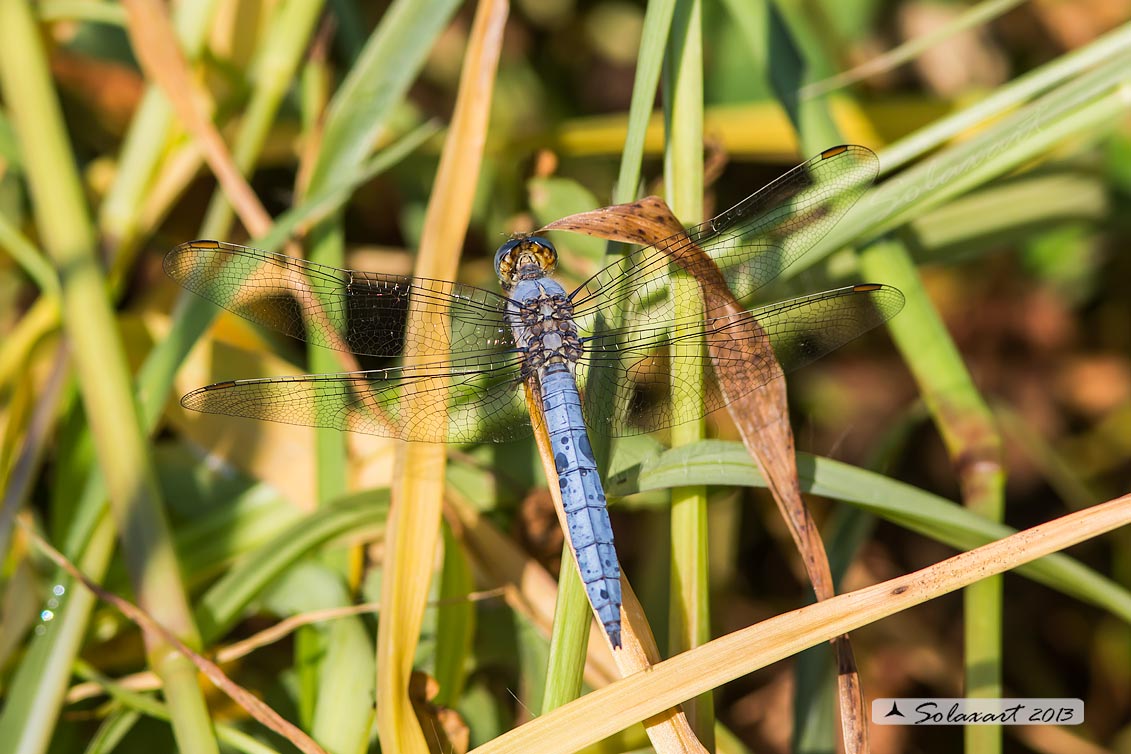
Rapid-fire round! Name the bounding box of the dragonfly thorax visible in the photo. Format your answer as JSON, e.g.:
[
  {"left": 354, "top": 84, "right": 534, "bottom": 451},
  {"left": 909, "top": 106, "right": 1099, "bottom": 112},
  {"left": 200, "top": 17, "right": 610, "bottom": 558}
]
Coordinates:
[
  {"left": 494, "top": 236, "right": 557, "bottom": 290},
  {"left": 510, "top": 287, "right": 582, "bottom": 378}
]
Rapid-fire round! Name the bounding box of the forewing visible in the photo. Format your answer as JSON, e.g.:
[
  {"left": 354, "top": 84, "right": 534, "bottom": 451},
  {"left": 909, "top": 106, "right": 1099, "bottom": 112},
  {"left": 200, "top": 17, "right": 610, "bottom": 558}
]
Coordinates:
[
  {"left": 165, "top": 240, "right": 514, "bottom": 358},
  {"left": 577, "top": 284, "right": 904, "bottom": 436},
  {"left": 569, "top": 145, "right": 879, "bottom": 321},
  {"left": 180, "top": 351, "right": 530, "bottom": 443}
]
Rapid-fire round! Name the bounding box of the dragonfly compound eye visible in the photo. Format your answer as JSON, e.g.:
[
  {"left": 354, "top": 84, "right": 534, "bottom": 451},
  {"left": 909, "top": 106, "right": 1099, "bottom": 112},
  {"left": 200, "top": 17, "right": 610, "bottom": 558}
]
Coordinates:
[
  {"left": 493, "top": 239, "right": 522, "bottom": 283},
  {"left": 526, "top": 236, "right": 558, "bottom": 274},
  {"left": 494, "top": 237, "right": 558, "bottom": 285}
]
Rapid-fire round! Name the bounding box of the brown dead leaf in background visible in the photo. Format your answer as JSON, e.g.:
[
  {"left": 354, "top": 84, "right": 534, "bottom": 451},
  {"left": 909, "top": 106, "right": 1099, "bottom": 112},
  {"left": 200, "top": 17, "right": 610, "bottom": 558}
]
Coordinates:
[
  {"left": 898, "top": 3, "right": 1007, "bottom": 96},
  {"left": 50, "top": 50, "right": 144, "bottom": 134},
  {"left": 410, "top": 671, "right": 471, "bottom": 754},
  {"left": 1032, "top": 0, "right": 1131, "bottom": 48}
]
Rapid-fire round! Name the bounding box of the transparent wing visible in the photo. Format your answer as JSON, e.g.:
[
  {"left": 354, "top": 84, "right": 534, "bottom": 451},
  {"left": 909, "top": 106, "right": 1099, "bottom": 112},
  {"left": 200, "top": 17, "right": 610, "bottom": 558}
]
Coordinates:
[
  {"left": 569, "top": 145, "right": 879, "bottom": 321},
  {"left": 165, "top": 240, "right": 514, "bottom": 358},
  {"left": 180, "top": 351, "right": 531, "bottom": 443},
  {"left": 576, "top": 284, "right": 904, "bottom": 436}
]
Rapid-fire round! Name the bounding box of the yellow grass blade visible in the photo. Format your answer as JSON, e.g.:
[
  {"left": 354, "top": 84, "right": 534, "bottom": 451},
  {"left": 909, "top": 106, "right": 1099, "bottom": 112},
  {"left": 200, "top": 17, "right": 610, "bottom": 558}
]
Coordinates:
[{"left": 376, "top": 2, "right": 509, "bottom": 752}]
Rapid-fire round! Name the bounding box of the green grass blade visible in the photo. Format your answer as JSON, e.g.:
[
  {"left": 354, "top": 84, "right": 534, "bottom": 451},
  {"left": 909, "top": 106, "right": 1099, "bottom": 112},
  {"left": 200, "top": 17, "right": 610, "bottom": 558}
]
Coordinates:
[
  {"left": 302, "top": 210, "right": 354, "bottom": 750},
  {"left": 0, "top": 1, "right": 216, "bottom": 750},
  {"left": 813, "top": 50, "right": 1131, "bottom": 262},
  {"left": 37, "top": 1, "right": 128, "bottom": 26},
  {"left": 609, "top": 440, "right": 1131, "bottom": 621},
  {"left": 726, "top": 7, "right": 866, "bottom": 750},
  {"left": 434, "top": 522, "right": 475, "bottom": 708},
  {"left": 73, "top": 661, "right": 282, "bottom": 754},
  {"left": 802, "top": 0, "right": 1025, "bottom": 99},
  {"left": 540, "top": 558, "right": 588, "bottom": 713},
  {"left": 0, "top": 516, "right": 116, "bottom": 754},
  {"left": 83, "top": 708, "right": 142, "bottom": 754},
  {"left": 662, "top": 0, "right": 713, "bottom": 746},
  {"left": 304, "top": 0, "right": 460, "bottom": 195},
  {"left": 306, "top": 221, "right": 349, "bottom": 504},
  {"left": 0, "top": 214, "right": 58, "bottom": 296},
  {"left": 613, "top": 0, "right": 678, "bottom": 202},
  {"left": 877, "top": 20, "right": 1131, "bottom": 172},
  {"left": 195, "top": 494, "right": 388, "bottom": 642},
  {"left": 858, "top": 235, "right": 1006, "bottom": 752}
]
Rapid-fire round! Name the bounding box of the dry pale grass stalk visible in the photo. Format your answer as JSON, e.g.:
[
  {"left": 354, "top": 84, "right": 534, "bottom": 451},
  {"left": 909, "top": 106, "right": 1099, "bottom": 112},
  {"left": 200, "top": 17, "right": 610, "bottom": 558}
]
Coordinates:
[
  {"left": 378, "top": 2, "right": 510, "bottom": 753},
  {"left": 470, "top": 492, "right": 1131, "bottom": 754},
  {"left": 121, "top": 0, "right": 272, "bottom": 237}
]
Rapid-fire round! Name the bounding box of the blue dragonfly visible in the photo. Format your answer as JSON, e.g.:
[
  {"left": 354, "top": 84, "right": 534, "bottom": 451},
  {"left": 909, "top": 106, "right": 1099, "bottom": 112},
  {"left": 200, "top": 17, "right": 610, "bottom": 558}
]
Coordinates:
[{"left": 166, "top": 144, "right": 903, "bottom": 649}]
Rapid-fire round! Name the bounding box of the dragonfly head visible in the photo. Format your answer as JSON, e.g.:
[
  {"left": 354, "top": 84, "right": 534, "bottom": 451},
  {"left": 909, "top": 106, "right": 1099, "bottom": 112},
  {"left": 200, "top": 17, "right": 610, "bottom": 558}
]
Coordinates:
[{"left": 494, "top": 236, "right": 557, "bottom": 289}]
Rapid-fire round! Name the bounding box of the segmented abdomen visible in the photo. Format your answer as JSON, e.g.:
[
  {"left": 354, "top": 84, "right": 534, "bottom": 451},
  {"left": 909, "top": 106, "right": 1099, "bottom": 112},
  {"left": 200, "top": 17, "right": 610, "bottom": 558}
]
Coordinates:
[{"left": 540, "top": 362, "right": 622, "bottom": 648}]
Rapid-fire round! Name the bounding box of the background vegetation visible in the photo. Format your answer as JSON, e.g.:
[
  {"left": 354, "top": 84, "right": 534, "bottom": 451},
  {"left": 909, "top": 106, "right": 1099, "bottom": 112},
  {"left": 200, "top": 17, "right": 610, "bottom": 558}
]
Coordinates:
[{"left": 1, "top": 1, "right": 1129, "bottom": 753}]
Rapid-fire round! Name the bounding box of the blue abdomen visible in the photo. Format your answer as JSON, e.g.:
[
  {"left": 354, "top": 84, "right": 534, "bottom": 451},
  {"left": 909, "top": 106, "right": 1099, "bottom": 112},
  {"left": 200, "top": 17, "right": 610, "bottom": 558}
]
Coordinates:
[{"left": 540, "top": 363, "right": 622, "bottom": 648}]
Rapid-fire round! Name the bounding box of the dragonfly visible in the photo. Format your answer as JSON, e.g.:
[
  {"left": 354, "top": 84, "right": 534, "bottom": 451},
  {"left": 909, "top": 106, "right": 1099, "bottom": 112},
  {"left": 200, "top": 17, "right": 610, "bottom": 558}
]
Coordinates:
[{"left": 166, "top": 144, "right": 904, "bottom": 649}]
